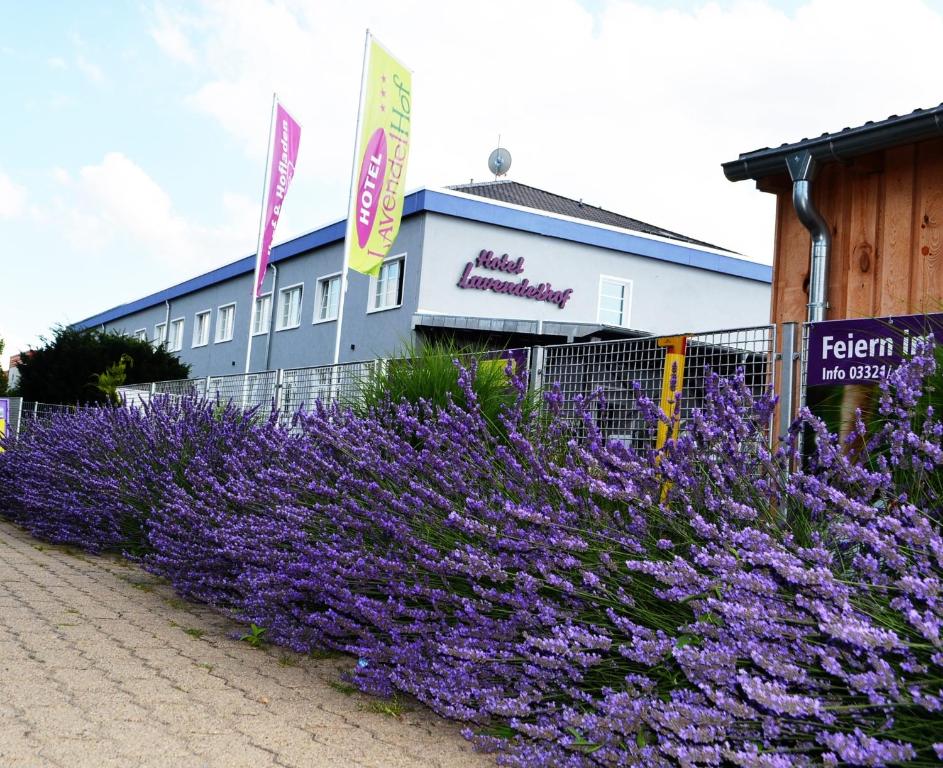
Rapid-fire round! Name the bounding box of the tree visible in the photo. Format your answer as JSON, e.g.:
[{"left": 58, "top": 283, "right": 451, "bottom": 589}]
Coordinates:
[
  {"left": 90, "top": 353, "right": 134, "bottom": 405},
  {"left": 15, "top": 327, "right": 191, "bottom": 405}
]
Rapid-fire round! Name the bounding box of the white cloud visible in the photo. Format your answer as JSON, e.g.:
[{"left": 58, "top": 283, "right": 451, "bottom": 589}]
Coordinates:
[
  {"left": 47, "top": 56, "right": 67, "bottom": 70},
  {"left": 149, "top": 0, "right": 943, "bottom": 264},
  {"left": 150, "top": 2, "right": 199, "bottom": 65},
  {"left": 60, "top": 152, "right": 257, "bottom": 273},
  {"left": 75, "top": 53, "right": 105, "bottom": 85},
  {"left": 0, "top": 171, "right": 26, "bottom": 220},
  {"left": 69, "top": 32, "right": 107, "bottom": 85}
]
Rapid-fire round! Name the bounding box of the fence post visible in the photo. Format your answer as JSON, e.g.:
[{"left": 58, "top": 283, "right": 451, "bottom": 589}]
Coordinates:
[
  {"left": 330, "top": 364, "right": 342, "bottom": 406},
  {"left": 11, "top": 397, "right": 22, "bottom": 436},
  {"left": 529, "top": 346, "right": 545, "bottom": 393},
  {"left": 274, "top": 368, "right": 285, "bottom": 414},
  {"left": 204, "top": 375, "right": 211, "bottom": 399},
  {"left": 778, "top": 322, "right": 798, "bottom": 441}
]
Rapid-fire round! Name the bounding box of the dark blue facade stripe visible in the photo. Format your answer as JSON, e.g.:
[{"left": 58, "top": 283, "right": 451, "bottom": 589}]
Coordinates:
[
  {"left": 76, "top": 255, "right": 255, "bottom": 329},
  {"left": 75, "top": 197, "right": 423, "bottom": 329},
  {"left": 75, "top": 188, "right": 770, "bottom": 330}
]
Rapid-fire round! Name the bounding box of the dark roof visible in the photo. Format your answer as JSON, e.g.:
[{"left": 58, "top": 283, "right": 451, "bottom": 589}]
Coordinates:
[
  {"left": 723, "top": 103, "right": 943, "bottom": 182},
  {"left": 449, "top": 180, "right": 732, "bottom": 252}
]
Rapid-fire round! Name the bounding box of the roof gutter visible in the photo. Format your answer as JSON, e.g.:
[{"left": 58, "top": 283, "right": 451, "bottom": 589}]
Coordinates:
[
  {"left": 785, "top": 151, "right": 830, "bottom": 323},
  {"left": 722, "top": 104, "right": 943, "bottom": 182}
]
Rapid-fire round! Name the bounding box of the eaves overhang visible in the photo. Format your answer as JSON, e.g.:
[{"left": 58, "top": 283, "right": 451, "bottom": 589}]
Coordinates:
[
  {"left": 411, "top": 312, "right": 648, "bottom": 341},
  {"left": 723, "top": 104, "right": 943, "bottom": 183}
]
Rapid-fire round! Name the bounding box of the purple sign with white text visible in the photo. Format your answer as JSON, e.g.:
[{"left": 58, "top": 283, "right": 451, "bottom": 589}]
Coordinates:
[{"left": 805, "top": 313, "right": 943, "bottom": 387}]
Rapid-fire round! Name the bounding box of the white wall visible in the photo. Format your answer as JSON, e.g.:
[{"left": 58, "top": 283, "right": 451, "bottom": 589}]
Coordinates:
[{"left": 417, "top": 214, "right": 771, "bottom": 335}]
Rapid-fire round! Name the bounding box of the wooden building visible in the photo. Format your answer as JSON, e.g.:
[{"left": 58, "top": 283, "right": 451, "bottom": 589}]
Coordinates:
[
  {"left": 723, "top": 104, "right": 943, "bottom": 327},
  {"left": 724, "top": 105, "right": 943, "bottom": 432}
]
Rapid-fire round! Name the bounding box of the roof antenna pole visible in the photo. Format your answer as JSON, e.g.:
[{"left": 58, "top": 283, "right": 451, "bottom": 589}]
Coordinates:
[{"left": 494, "top": 134, "right": 500, "bottom": 180}]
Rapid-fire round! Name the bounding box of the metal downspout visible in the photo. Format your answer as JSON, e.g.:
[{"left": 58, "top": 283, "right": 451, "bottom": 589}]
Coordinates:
[
  {"left": 264, "top": 264, "right": 278, "bottom": 371},
  {"left": 785, "top": 150, "right": 831, "bottom": 323},
  {"left": 163, "top": 300, "right": 171, "bottom": 346}
]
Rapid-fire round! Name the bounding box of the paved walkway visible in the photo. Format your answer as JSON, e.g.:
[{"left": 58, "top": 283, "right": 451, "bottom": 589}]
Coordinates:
[{"left": 0, "top": 520, "right": 494, "bottom": 768}]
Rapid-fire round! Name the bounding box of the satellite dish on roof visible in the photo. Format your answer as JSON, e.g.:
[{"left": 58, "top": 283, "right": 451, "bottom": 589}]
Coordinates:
[{"left": 488, "top": 147, "right": 512, "bottom": 177}]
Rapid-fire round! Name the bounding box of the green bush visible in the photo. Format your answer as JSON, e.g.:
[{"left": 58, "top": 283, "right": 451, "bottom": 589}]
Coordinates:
[{"left": 355, "top": 340, "right": 537, "bottom": 433}]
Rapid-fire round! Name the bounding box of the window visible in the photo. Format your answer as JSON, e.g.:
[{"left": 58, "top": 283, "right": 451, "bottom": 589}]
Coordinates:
[
  {"left": 252, "top": 293, "right": 272, "bottom": 335},
  {"left": 277, "top": 284, "right": 303, "bottom": 330},
  {"left": 215, "top": 303, "right": 236, "bottom": 343},
  {"left": 597, "top": 276, "right": 632, "bottom": 327},
  {"left": 133, "top": 329, "right": 147, "bottom": 342},
  {"left": 154, "top": 322, "right": 166, "bottom": 347},
  {"left": 315, "top": 274, "right": 340, "bottom": 323},
  {"left": 368, "top": 255, "right": 405, "bottom": 312},
  {"left": 192, "top": 310, "right": 210, "bottom": 347},
  {"left": 167, "top": 318, "right": 185, "bottom": 352}
]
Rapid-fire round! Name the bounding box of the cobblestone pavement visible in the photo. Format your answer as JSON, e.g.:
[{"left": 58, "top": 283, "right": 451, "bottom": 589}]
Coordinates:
[{"left": 0, "top": 520, "right": 494, "bottom": 768}]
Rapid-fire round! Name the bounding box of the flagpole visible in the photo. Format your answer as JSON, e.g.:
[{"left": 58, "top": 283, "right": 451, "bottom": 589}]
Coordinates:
[
  {"left": 245, "top": 92, "right": 278, "bottom": 375},
  {"left": 333, "top": 29, "right": 371, "bottom": 367}
]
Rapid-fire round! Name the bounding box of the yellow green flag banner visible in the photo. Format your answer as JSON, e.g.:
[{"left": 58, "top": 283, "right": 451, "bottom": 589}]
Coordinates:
[{"left": 346, "top": 34, "right": 412, "bottom": 277}]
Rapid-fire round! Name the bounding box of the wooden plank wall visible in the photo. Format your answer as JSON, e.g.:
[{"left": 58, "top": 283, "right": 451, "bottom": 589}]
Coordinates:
[{"left": 767, "top": 136, "right": 943, "bottom": 327}]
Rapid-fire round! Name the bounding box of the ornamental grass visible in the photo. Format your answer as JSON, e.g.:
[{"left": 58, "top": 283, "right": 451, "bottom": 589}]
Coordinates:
[{"left": 1, "top": 346, "right": 942, "bottom": 767}]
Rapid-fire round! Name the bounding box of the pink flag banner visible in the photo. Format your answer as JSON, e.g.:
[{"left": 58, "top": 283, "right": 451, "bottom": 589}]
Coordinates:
[{"left": 255, "top": 103, "right": 301, "bottom": 297}]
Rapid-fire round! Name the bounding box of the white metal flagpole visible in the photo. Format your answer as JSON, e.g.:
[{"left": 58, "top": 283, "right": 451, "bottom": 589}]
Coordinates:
[
  {"left": 332, "top": 30, "right": 371, "bottom": 368},
  {"left": 245, "top": 92, "right": 279, "bottom": 375}
]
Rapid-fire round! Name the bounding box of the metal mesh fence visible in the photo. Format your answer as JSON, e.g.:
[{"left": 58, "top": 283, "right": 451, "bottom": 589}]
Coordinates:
[
  {"left": 99, "top": 328, "right": 776, "bottom": 447},
  {"left": 800, "top": 322, "right": 811, "bottom": 414},
  {"left": 281, "top": 360, "right": 383, "bottom": 415},
  {"left": 796, "top": 322, "right": 813, "bottom": 456},
  {"left": 681, "top": 326, "right": 776, "bottom": 423},
  {"left": 542, "top": 336, "right": 667, "bottom": 449},
  {"left": 116, "top": 361, "right": 383, "bottom": 421},
  {"left": 5, "top": 397, "right": 23, "bottom": 437},
  {"left": 207, "top": 371, "right": 279, "bottom": 420},
  {"left": 117, "top": 377, "right": 205, "bottom": 410},
  {"left": 540, "top": 325, "right": 776, "bottom": 450},
  {"left": 13, "top": 401, "right": 98, "bottom": 434}
]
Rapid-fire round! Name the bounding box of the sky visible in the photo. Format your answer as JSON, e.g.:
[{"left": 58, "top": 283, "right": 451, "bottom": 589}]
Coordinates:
[{"left": 2, "top": 0, "right": 943, "bottom": 365}]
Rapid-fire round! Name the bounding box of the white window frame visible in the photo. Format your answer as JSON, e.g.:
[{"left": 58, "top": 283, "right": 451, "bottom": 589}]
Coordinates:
[
  {"left": 252, "top": 292, "right": 272, "bottom": 336},
  {"left": 192, "top": 309, "right": 211, "bottom": 348},
  {"left": 167, "top": 317, "right": 185, "bottom": 353},
  {"left": 133, "top": 328, "right": 147, "bottom": 342},
  {"left": 596, "top": 275, "right": 633, "bottom": 328},
  {"left": 215, "top": 302, "right": 236, "bottom": 343},
  {"left": 367, "top": 253, "right": 406, "bottom": 313},
  {"left": 313, "top": 272, "right": 341, "bottom": 324},
  {"left": 153, "top": 322, "right": 166, "bottom": 347},
  {"left": 276, "top": 283, "right": 304, "bottom": 331}
]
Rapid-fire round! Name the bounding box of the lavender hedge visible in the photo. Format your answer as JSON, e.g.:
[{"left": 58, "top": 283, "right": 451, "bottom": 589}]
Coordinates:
[{"left": 1, "top": 348, "right": 942, "bottom": 767}]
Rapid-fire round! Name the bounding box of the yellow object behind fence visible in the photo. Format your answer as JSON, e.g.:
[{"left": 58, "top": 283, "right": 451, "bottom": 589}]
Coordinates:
[{"left": 655, "top": 336, "right": 687, "bottom": 451}]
